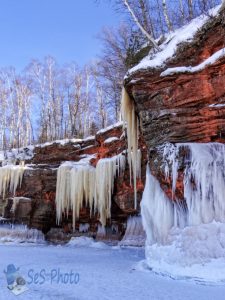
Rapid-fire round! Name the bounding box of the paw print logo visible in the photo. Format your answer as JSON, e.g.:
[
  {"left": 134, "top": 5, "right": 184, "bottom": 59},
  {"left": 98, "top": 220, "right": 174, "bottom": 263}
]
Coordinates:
[{"left": 4, "top": 264, "right": 28, "bottom": 295}]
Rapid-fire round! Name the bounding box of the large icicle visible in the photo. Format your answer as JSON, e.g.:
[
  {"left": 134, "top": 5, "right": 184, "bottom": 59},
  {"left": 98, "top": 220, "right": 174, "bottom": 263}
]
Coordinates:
[
  {"left": 55, "top": 159, "right": 96, "bottom": 229},
  {"left": 141, "top": 164, "right": 174, "bottom": 245},
  {"left": 95, "top": 154, "right": 126, "bottom": 226},
  {"left": 0, "top": 165, "right": 25, "bottom": 199},
  {"left": 163, "top": 143, "right": 225, "bottom": 226},
  {"left": 183, "top": 143, "right": 225, "bottom": 225},
  {"left": 70, "top": 164, "right": 96, "bottom": 229},
  {"left": 121, "top": 87, "right": 139, "bottom": 209},
  {"left": 55, "top": 153, "right": 126, "bottom": 229},
  {"left": 55, "top": 162, "right": 72, "bottom": 225}
]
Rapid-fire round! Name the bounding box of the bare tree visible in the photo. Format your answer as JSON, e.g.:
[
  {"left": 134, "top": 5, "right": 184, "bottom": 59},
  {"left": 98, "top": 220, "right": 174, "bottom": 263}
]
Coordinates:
[
  {"left": 162, "top": 0, "right": 173, "bottom": 31},
  {"left": 92, "top": 64, "right": 108, "bottom": 129},
  {"left": 187, "top": 0, "right": 193, "bottom": 19},
  {"left": 116, "top": 0, "right": 160, "bottom": 50},
  {"left": 97, "top": 24, "right": 131, "bottom": 121}
]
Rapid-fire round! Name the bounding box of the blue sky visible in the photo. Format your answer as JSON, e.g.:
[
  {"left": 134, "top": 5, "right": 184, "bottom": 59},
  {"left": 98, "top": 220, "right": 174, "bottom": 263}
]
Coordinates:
[{"left": 0, "top": 0, "right": 121, "bottom": 71}]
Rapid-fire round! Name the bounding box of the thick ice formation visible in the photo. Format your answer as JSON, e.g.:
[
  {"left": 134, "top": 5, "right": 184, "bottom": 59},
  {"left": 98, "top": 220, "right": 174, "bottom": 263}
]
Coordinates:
[
  {"left": 96, "top": 224, "right": 106, "bottom": 239},
  {"left": 139, "top": 221, "right": 225, "bottom": 282},
  {"left": 95, "top": 154, "right": 126, "bottom": 225},
  {"left": 163, "top": 143, "right": 225, "bottom": 226},
  {"left": 55, "top": 162, "right": 73, "bottom": 225},
  {"left": 0, "top": 164, "right": 25, "bottom": 198},
  {"left": 143, "top": 143, "right": 225, "bottom": 245},
  {"left": 142, "top": 142, "right": 225, "bottom": 274},
  {"left": 121, "top": 87, "right": 140, "bottom": 209},
  {"left": 67, "top": 236, "right": 109, "bottom": 249},
  {"left": 141, "top": 165, "right": 174, "bottom": 245},
  {"left": 148, "top": 222, "right": 225, "bottom": 266},
  {"left": 79, "top": 223, "right": 90, "bottom": 233},
  {"left": 120, "top": 216, "right": 146, "bottom": 247},
  {"left": 70, "top": 164, "right": 96, "bottom": 229},
  {"left": 55, "top": 153, "right": 127, "bottom": 229},
  {"left": 0, "top": 224, "right": 45, "bottom": 243},
  {"left": 56, "top": 158, "right": 96, "bottom": 229}
]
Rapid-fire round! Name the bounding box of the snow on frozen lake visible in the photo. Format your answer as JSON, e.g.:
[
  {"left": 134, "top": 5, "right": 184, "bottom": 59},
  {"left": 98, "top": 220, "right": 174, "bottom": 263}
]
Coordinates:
[{"left": 0, "top": 243, "right": 225, "bottom": 300}]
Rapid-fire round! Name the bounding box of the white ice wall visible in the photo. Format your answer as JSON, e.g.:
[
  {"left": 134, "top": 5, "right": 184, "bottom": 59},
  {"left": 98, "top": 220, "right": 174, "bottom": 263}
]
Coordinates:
[{"left": 142, "top": 143, "right": 225, "bottom": 245}]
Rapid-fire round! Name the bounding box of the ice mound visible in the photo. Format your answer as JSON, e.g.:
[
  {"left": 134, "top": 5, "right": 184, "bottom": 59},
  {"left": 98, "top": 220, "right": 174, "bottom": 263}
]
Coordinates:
[
  {"left": 0, "top": 224, "right": 45, "bottom": 244},
  {"left": 141, "top": 222, "right": 225, "bottom": 282},
  {"left": 120, "top": 216, "right": 146, "bottom": 247},
  {"left": 66, "top": 236, "right": 109, "bottom": 249}
]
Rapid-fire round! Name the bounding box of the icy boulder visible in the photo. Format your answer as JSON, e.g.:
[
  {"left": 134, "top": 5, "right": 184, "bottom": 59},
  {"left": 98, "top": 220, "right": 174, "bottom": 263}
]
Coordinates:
[
  {"left": 66, "top": 236, "right": 109, "bottom": 249},
  {"left": 0, "top": 224, "right": 45, "bottom": 244},
  {"left": 120, "top": 216, "right": 146, "bottom": 247}
]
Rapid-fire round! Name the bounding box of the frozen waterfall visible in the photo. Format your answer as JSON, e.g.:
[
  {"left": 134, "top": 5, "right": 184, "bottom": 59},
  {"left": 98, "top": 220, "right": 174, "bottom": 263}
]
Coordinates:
[
  {"left": 142, "top": 143, "right": 225, "bottom": 245},
  {"left": 121, "top": 87, "right": 140, "bottom": 209},
  {"left": 55, "top": 153, "right": 131, "bottom": 229},
  {"left": 141, "top": 142, "right": 225, "bottom": 276},
  {"left": 0, "top": 164, "right": 25, "bottom": 199},
  {"left": 141, "top": 165, "right": 175, "bottom": 245}
]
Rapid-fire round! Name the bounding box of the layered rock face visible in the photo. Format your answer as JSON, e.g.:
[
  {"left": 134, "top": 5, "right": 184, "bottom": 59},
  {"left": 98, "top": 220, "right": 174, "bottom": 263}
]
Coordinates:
[
  {"left": 126, "top": 10, "right": 225, "bottom": 147},
  {"left": 1, "top": 123, "right": 147, "bottom": 241},
  {"left": 125, "top": 8, "right": 225, "bottom": 201}
]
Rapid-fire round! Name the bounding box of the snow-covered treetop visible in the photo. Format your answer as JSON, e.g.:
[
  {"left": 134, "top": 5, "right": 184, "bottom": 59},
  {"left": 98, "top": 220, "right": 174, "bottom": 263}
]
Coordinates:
[{"left": 126, "top": 4, "right": 222, "bottom": 77}]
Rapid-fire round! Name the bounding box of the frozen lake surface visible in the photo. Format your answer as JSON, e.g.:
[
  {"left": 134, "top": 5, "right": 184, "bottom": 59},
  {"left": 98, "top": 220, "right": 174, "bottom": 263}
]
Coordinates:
[{"left": 0, "top": 241, "right": 225, "bottom": 300}]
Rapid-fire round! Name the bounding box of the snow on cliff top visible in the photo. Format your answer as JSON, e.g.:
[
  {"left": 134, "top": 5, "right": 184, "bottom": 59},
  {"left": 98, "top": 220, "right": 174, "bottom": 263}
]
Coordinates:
[
  {"left": 0, "top": 119, "right": 124, "bottom": 164},
  {"left": 126, "top": 5, "right": 221, "bottom": 76},
  {"left": 160, "top": 47, "right": 225, "bottom": 76},
  {"left": 0, "top": 122, "right": 123, "bottom": 163},
  {"left": 97, "top": 121, "right": 123, "bottom": 134}
]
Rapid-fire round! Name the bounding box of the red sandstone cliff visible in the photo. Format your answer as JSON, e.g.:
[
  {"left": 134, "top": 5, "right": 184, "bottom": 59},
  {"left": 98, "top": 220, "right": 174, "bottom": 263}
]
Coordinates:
[
  {"left": 1, "top": 123, "right": 147, "bottom": 241},
  {"left": 125, "top": 7, "right": 225, "bottom": 203}
]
